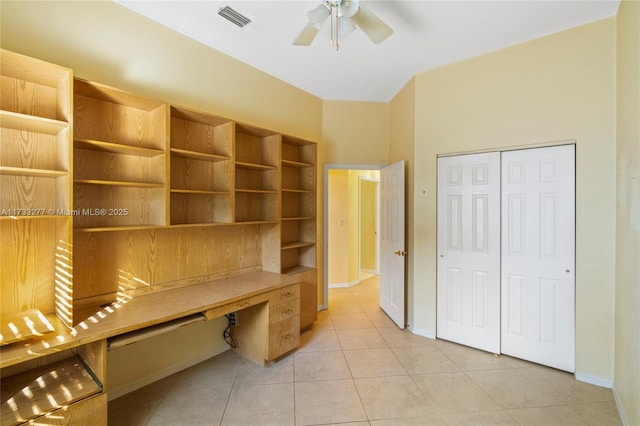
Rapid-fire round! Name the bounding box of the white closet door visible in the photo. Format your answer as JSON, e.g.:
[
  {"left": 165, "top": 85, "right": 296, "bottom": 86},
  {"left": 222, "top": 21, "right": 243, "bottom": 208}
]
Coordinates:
[
  {"left": 437, "top": 152, "right": 501, "bottom": 353},
  {"left": 501, "top": 145, "right": 575, "bottom": 372}
]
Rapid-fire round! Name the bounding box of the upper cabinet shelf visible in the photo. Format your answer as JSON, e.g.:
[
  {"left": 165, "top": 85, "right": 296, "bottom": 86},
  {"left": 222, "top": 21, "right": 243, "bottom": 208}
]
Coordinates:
[
  {"left": 0, "top": 49, "right": 72, "bottom": 123},
  {"left": 169, "top": 106, "right": 233, "bottom": 226},
  {"left": 73, "top": 78, "right": 168, "bottom": 230},
  {"left": 74, "top": 79, "right": 167, "bottom": 150},
  {"left": 234, "top": 124, "right": 281, "bottom": 223},
  {"left": 0, "top": 50, "right": 72, "bottom": 216}
]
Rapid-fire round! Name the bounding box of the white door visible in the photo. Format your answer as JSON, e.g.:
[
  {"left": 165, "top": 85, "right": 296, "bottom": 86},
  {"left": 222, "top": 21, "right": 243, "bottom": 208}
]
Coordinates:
[
  {"left": 437, "top": 153, "right": 501, "bottom": 353},
  {"left": 501, "top": 145, "right": 575, "bottom": 372},
  {"left": 380, "top": 160, "right": 405, "bottom": 328}
]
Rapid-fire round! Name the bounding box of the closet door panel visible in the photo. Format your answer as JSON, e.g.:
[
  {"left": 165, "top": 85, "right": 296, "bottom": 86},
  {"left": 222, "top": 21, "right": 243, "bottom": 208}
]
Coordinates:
[
  {"left": 437, "top": 152, "right": 501, "bottom": 353},
  {"left": 501, "top": 145, "right": 575, "bottom": 372}
]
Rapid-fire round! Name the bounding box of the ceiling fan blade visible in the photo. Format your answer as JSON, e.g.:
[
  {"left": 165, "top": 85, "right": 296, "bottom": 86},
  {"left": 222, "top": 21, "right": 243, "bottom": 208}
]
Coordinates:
[
  {"left": 350, "top": 4, "right": 393, "bottom": 44},
  {"left": 293, "top": 23, "right": 320, "bottom": 46}
]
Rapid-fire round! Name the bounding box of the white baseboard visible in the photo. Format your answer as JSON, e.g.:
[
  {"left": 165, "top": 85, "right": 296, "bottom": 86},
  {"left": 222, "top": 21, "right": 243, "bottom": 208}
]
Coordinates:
[
  {"left": 612, "top": 383, "right": 631, "bottom": 426},
  {"left": 329, "top": 280, "right": 360, "bottom": 288},
  {"left": 408, "top": 325, "right": 436, "bottom": 340},
  {"left": 574, "top": 371, "right": 613, "bottom": 388},
  {"left": 108, "top": 343, "right": 229, "bottom": 401}
]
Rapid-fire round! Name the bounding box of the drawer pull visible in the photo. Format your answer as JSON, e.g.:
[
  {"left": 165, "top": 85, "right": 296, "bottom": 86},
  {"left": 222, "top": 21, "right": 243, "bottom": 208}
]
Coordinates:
[
  {"left": 283, "top": 292, "right": 294, "bottom": 297},
  {"left": 284, "top": 309, "right": 293, "bottom": 315}
]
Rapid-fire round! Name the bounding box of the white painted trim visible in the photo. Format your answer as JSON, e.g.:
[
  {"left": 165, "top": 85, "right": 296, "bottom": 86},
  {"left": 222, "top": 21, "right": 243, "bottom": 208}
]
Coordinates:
[
  {"left": 107, "top": 344, "right": 229, "bottom": 400},
  {"left": 612, "top": 383, "right": 630, "bottom": 426},
  {"left": 408, "top": 325, "right": 436, "bottom": 340},
  {"left": 574, "top": 371, "right": 613, "bottom": 388},
  {"left": 329, "top": 280, "right": 361, "bottom": 288},
  {"left": 437, "top": 139, "right": 577, "bottom": 158}
]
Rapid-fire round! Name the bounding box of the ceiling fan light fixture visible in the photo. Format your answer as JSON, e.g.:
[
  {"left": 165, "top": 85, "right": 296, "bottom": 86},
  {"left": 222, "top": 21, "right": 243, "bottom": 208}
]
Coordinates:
[
  {"left": 307, "top": 3, "right": 331, "bottom": 29},
  {"left": 340, "top": 0, "right": 359, "bottom": 18},
  {"left": 338, "top": 16, "right": 356, "bottom": 36}
]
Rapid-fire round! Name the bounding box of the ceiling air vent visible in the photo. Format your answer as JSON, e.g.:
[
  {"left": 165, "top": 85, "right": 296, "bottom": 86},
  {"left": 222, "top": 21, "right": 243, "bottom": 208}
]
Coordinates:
[{"left": 218, "top": 5, "right": 252, "bottom": 28}]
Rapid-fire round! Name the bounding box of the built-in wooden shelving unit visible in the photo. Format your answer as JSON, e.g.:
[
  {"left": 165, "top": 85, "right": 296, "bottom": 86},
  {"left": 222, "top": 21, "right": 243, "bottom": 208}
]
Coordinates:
[{"left": 0, "top": 48, "right": 318, "bottom": 424}]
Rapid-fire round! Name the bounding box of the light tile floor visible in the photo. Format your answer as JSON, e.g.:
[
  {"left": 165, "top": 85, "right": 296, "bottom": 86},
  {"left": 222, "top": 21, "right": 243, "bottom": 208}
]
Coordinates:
[{"left": 108, "top": 276, "right": 622, "bottom": 425}]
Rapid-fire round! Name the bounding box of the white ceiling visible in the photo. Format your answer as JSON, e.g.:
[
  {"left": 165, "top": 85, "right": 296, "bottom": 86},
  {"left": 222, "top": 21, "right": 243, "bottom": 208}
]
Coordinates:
[{"left": 115, "top": 0, "right": 620, "bottom": 102}]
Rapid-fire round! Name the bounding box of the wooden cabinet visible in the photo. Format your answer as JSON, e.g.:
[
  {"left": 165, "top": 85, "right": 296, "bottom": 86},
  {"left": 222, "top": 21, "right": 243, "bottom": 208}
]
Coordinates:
[
  {"left": 234, "top": 124, "right": 280, "bottom": 223},
  {"left": 280, "top": 136, "right": 318, "bottom": 329},
  {"left": 169, "top": 106, "right": 233, "bottom": 226},
  {"left": 73, "top": 79, "right": 168, "bottom": 231},
  {"left": 1, "top": 49, "right": 319, "bottom": 422},
  {"left": 0, "top": 49, "right": 106, "bottom": 426},
  {"left": 0, "top": 49, "right": 74, "bottom": 331}
]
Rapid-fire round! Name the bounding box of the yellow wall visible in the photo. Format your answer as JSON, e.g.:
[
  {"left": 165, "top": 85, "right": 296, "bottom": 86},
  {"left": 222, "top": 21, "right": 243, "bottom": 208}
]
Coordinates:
[
  {"left": 360, "top": 179, "right": 377, "bottom": 272},
  {"left": 0, "top": 1, "right": 322, "bottom": 140},
  {"left": 328, "top": 170, "right": 350, "bottom": 284},
  {"left": 327, "top": 169, "right": 379, "bottom": 286},
  {"left": 322, "top": 100, "right": 389, "bottom": 164},
  {"left": 412, "top": 18, "right": 617, "bottom": 381},
  {"left": 615, "top": 1, "right": 640, "bottom": 424}
]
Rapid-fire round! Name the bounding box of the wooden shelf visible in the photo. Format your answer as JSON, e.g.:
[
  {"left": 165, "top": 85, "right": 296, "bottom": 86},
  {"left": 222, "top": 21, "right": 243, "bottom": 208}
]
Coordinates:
[
  {"left": 234, "top": 220, "right": 279, "bottom": 225},
  {"left": 74, "top": 225, "right": 161, "bottom": 233},
  {"left": 0, "top": 166, "right": 68, "bottom": 178},
  {"left": 0, "top": 309, "right": 56, "bottom": 346},
  {"left": 235, "top": 161, "right": 278, "bottom": 171},
  {"left": 282, "top": 159, "right": 314, "bottom": 168},
  {"left": 235, "top": 188, "right": 278, "bottom": 194},
  {"left": 170, "top": 148, "right": 229, "bottom": 162},
  {"left": 282, "top": 216, "right": 315, "bottom": 221},
  {"left": 76, "top": 138, "right": 164, "bottom": 157},
  {"left": 0, "top": 215, "right": 68, "bottom": 221},
  {"left": 1, "top": 356, "right": 102, "bottom": 426},
  {"left": 282, "top": 188, "right": 314, "bottom": 193},
  {"left": 171, "top": 189, "right": 230, "bottom": 195},
  {"left": 281, "top": 265, "right": 315, "bottom": 275},
  {"left": 281, "top": 241, "right": 315, "bottom": 250},
  {"left": 0, "top": 110, "right": 68, "bottom": 134},
  {"left": 73, "top": 179, "right": 164, "bottom": 188}
]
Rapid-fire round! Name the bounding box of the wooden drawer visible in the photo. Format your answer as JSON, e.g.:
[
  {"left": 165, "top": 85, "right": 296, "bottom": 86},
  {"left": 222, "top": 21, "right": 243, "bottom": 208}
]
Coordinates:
[
  {"left": 46, "top": 393, "right": 108, "bottom": 426},
  {"left": 268, "top": 315, "right": 300, "bottom": 360},
  {"left": 270, "top": 299, "right": 299, "bottom": 324},
  {"left": 270, "top": 284, "right": 300, "bottom": 305}
]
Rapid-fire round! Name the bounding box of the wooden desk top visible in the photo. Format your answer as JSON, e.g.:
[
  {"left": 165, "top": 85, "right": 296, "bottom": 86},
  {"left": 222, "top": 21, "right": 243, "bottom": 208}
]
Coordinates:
[{"left": 0, "top": 271, "right": 299, "bottom": 368}]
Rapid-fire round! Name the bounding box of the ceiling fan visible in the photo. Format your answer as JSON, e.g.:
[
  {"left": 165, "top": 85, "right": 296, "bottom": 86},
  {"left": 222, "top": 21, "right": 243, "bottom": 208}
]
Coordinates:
[{"left": 294, "top": 0, "right": 393, "bottom": 50}]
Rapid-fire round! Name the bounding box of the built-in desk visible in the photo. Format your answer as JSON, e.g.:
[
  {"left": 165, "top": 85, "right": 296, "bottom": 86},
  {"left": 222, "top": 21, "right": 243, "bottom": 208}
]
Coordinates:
[{"left": 1, "top": 271, "right": 300, "bottom": 425}]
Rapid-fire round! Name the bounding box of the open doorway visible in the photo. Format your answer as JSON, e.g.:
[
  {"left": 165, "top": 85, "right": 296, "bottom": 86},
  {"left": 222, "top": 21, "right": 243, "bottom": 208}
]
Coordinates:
[{"left": 323, "top": 165, "right": 382, "bottom": 310}]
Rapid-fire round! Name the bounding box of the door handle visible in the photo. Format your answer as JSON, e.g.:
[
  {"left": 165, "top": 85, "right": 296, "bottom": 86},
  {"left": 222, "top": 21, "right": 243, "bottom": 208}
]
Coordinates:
[{"left": 394, "top": 250, "right": 407, "bottom": 256}]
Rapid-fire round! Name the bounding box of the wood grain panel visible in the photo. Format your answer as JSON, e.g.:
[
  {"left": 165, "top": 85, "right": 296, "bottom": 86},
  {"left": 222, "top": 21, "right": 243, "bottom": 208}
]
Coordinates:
[
  {"left": 72, "top": 225, "right": 263, "bottom": 308},
  {"left": 1, "top": 50, "right": 72, "bottom": 122},
  {"left": 72, "top": 184, "right": 165, "bottom": 228},
  {"left": 74, "top": 148, "right": 165, "bottom": 184},
  {"left": 1, "top": 75, "right": 59, "bottom": 121},
  {"left": 0, "top": 219, "right": 64, "bottom": 316},
  {"left": 74, "top": 83, "right": 167, "bottom": 150}
]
